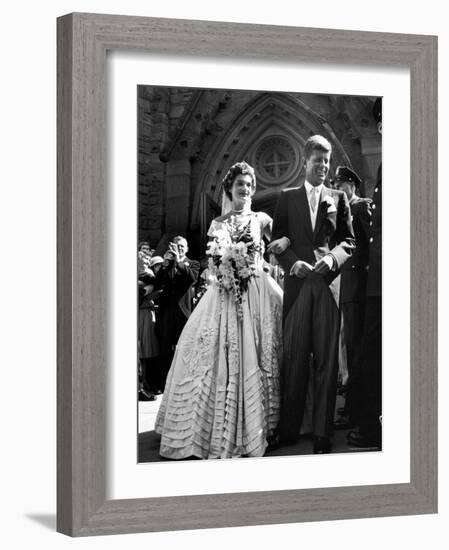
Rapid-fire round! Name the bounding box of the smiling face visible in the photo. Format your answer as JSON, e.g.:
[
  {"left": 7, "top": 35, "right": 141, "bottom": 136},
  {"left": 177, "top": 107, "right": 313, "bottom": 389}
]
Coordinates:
[
  {"left": 230, "top": 174, "right": 255, "bottom": 209},
  {"left": 304, "top": 149, "right": 331, "bottom": 187},
  {"left": 139, "top": 244, "right": 151, "bottom": 256}
]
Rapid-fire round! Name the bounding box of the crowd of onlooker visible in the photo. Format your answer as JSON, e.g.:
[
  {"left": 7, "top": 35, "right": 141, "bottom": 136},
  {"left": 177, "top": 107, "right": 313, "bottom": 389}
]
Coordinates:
[
  {"left": 137, "top": 237, "right": 200, "bottom": 401},
  {"left": 138, "top": 237, "right": 286, "bottom": 401},
  {"left": 139, "top": 140, "right": 381, "bottom": 451}
]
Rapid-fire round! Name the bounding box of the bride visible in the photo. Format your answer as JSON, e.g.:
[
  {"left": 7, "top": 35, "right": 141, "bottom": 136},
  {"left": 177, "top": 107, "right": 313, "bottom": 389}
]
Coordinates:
[{"left": 155, "top": 161, "right": 286, "bottom": 459}]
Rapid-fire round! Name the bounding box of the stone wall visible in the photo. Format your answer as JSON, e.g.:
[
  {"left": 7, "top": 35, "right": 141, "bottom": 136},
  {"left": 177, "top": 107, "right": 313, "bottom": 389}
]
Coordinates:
[
  {"left": 138, "top": 86, "right": 194, "bottom": 245},
  {"left": 138, "top": 86, "right": 381, "bottom": 256}
]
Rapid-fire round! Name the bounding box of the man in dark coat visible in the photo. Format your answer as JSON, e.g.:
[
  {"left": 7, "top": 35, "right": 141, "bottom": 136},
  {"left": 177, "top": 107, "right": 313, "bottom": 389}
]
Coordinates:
[
  {"left": 271, "top": 135, "right": 355, "bottom": 454},
  {"left": 333, "top": 166, "right": 371, "bottom": 428},
  {"left": 155, "top": 236, "right": 200, "bottom": 392},
  {"left": 347, "top": 97, "right": 382, "bottom": 448}
]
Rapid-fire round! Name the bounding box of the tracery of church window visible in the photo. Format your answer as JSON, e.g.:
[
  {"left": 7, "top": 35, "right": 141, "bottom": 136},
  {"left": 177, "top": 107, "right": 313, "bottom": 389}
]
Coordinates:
[{"left": 254, "top": 136, "right": 299, "bottom": 187}]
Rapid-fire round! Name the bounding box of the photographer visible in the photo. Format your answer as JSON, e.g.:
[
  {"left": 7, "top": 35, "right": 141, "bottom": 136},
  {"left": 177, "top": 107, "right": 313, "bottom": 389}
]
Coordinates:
[{"left": 155, "top": 236, "right": 200, "bottom": 391}]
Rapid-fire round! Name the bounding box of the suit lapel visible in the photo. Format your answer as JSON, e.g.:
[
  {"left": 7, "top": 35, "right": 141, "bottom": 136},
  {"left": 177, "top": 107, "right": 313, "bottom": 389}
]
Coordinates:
[{"left": 294, "top": 186, "right": 313, "bottom": 242}]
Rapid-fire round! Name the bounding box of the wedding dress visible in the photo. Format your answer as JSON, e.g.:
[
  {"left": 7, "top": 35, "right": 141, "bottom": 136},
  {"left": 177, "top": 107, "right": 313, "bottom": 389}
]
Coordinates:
[{"left": 155, "top": 212, "right": 283, "bottom": 459}]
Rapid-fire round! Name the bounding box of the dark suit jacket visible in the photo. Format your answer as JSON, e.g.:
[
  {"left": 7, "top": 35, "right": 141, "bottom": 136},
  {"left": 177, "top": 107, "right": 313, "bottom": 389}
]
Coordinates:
[
  {"left": 156, "top": 256, "right": 200, "bottom": 318},
  {"left": 272, "top": 184, "right": 355, "bottom": 317},
  {"left": 366, "top": 166, "right": 382, "bottom": 297},
  {"left": 340, "top": 196, "right": 371, "bottom": 304}
]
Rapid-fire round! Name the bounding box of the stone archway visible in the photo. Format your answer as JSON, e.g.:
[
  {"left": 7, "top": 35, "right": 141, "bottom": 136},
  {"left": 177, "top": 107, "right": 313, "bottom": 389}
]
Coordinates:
[
  {"left": 141, "top": 86, "right": 380, "bottom": 253},
  {"left": 191, "top": 92, "right": 353, "bottom": 232}
]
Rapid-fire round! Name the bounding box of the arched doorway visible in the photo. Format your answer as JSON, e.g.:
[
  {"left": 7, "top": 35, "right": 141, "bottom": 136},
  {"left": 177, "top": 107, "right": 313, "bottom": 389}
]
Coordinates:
[{"left": 193, "top": 92, "right": 352, "bottom": 246}]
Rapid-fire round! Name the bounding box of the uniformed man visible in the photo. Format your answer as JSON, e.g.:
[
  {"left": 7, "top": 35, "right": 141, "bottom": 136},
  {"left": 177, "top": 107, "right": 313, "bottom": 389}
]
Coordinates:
[
  {"left": 347, "top": 97, "right": 382, "bottom": 448},
  {"left": 333, "top": 166, "right": 371, "bottom": 429}
]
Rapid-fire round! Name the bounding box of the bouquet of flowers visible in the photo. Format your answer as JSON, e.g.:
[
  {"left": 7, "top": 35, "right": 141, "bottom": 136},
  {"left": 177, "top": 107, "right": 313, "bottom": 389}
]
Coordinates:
[{"left": 206, "top": 217, "right": 261, "bottom": 319}]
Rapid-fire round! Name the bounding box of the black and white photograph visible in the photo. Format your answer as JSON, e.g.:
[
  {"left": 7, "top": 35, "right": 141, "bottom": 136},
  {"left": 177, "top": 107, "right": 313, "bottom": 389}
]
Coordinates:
[
  {"left": 2, "top": 0, "right": 442, "bottom": 544},
  {"left": 137, "top": 86, "right": 383, "bottom": 461}
]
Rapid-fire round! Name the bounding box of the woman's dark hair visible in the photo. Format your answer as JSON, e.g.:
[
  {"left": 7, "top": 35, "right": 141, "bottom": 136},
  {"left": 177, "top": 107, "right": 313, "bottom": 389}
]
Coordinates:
[{"left": 222, "top": 161, "right": 256, "bottom": 200}]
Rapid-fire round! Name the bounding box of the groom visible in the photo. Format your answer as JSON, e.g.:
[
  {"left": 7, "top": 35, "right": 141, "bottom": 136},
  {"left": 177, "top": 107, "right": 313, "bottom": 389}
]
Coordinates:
[{"left": 272, "top": 135, "right": 355, "bottom": 453}]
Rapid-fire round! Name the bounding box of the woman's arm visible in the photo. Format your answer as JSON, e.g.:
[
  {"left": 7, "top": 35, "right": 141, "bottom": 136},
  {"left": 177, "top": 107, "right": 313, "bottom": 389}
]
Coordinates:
[{"left": 258, "top": 211, "right": 273, "bottom": 241}]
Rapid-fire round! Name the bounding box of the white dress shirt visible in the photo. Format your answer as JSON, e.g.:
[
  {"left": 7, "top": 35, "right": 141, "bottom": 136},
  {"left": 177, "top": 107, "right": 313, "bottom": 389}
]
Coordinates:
[
  {"left": 303, "top": 180, "right": 337, "bottom": 272},
  {"left": 304, "top": 180, "right": 323, "bottom": 231}
]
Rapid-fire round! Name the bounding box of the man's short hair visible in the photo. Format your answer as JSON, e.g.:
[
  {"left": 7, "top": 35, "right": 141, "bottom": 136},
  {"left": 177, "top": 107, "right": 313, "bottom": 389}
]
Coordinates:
[
  {"left": 173, "top": 235, "right": 187, "bottom": 247},
  {"left": 303, "top": 135, "right": 332, "bottom": 161}
]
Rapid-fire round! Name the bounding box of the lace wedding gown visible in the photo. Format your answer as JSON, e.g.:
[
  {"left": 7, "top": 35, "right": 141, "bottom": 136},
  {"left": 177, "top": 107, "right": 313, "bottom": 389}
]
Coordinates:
[{"left": 155, "top": 213, "right": 283, "bottom": 459}]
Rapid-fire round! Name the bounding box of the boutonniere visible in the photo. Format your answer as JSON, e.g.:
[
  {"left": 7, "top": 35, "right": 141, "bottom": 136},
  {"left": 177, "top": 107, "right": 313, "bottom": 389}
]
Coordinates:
[{"left": 322, "top": 195, "right": 337, "bottom": 214}]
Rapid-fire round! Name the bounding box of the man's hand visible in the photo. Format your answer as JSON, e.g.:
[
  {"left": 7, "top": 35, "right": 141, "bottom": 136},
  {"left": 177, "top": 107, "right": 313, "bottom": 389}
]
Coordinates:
[
  {"left": 290, "top": 260, "right": 314, "bottom": 278},
  {"left": 167, "top": 242, "right": 180, "bottom": 262},
  {"left": 267, "top": 237, "right": 290, "bottom": 255},
  {"left": 314, "top": 255, "right": 334, "bottom": 275}
]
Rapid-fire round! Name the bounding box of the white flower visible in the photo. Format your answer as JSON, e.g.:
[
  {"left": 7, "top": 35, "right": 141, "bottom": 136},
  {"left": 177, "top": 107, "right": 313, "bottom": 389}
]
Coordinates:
[
  {"left": 322, "top": 195, "right": 337, "bottom": 214},
  {"left": 218, "top": 263, "right": 230, "bottom": 275},
  {"left": 239, "top": 267, "right": 252, "bottom": 279},
  {"left": 234, "top": 256, "right": 247, "bottom": 269},
  {"left": 221, "top": 249, "right": 233, "bottom": 263},
  {"left": 208, "top": 222, "right": 259, "bottom": 320},
  {"left": 211, "top": 228, "right": 230, "bottom": 244},
  {"left": 234, "top": 241, "right": 247, "bottom": 253},
  {"left": 222, "top": 277, "right": 233, "bottom": 290},
  {"left": 231, "top": 248, "right": 245, "bottom": 261},
  {"left": 206, "top": 241, "right": 219, "bottom": 256}
]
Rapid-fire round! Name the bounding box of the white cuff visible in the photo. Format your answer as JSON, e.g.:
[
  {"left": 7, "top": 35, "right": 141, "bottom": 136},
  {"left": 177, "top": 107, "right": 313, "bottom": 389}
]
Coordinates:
[{"left": 323, "top": 254, "right": 336, "bottom": 271}]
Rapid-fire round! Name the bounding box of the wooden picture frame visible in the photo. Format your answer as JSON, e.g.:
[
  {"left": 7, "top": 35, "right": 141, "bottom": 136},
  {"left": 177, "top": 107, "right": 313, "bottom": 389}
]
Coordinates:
[{"left": 57, "top": 12, "right": 437, "bottom": 536}]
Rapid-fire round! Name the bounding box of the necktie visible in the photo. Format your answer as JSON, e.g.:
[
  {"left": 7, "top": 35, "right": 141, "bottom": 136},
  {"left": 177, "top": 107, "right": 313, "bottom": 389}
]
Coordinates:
[{"left": 310, "top": 187, "right": 319, "bottom": 213}]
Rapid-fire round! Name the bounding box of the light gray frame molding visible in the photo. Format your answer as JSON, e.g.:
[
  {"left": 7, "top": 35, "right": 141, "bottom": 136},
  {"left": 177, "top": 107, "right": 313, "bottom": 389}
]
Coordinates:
[{"left": 57, "top": 12, "right": 438, "bottom": 536}]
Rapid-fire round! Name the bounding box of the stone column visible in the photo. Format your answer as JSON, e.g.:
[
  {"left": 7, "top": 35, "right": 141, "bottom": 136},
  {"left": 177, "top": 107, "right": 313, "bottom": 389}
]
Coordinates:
[{"left": 165, "top": 159, "right": 191, "bottom": 235}]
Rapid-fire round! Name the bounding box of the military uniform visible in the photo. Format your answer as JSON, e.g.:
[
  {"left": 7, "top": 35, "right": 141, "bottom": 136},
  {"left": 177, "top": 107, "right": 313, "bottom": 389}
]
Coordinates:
[
  {"left": 347, "top": 97, "right": 382, "bottom": 448},
  {"left": 340, "top": 194, "right": 371, "bottom": 424},
  {"left": 332, "top": 166, "right": 371, "bottom": 426},
  {"left": 354, "top": 166, "right": 382, "bottom": 445}
]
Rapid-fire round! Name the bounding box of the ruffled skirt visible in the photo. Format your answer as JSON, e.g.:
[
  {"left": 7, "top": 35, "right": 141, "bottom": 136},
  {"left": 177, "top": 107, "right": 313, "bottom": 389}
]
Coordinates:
[{"left": 154, "top": 270, "right": 283, "bottom": 459}]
